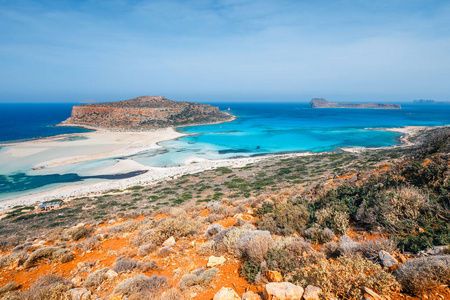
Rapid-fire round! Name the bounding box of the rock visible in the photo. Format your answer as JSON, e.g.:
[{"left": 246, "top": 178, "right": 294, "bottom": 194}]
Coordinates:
[
  {"left": 162, "top": 236, "right": 176, "bottom": 247},
  {"left": 207, "top": 255, "right": 226, "bottom": 267},
  {"left": 266, "top": 270, "right": 283, "bottom": 282},
  {"left": 303, "top": 285, "right": 322, "bottom": 300},
  {"left": 108, "top": 219, "right": 115, "bottom": 224},
  {"left": 263, "top": 282, "right": 304, "bottom": 300},
  {"left": 105, "top": 269, "right": 118, "bottom": 279},
  {"left": 242, "top": 291, "right": 263, "bottom": 300},
  {"left": 68, "top": 288, "right": 92, "bottom": 300},
  {"left": 379, "top": 250, "right": 398, "bottom": 268},
  {"left": 213, "top": 287, "right": 240, "bottom": 300},
  {"left": 71, "top": 275, "right": 84, "bottom": 286}
]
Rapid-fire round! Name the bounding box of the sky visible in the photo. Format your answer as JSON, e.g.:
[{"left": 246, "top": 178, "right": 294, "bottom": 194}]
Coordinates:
[{"left": 0, "top": 0, "right": 450, "bottom": 103}]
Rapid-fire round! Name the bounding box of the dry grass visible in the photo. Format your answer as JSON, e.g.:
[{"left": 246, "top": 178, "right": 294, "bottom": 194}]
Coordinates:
[{"left": 396, "top": 255, "right": 450, "bottom": 295}]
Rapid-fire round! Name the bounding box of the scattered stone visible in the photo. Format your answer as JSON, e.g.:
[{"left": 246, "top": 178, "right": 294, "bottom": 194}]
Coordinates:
[
  {"left": 162, "top": 236, "right": 176, "bottom": 247},
  {"left": 303, "top": 285, "right": 322, "bottom": 300},
  {"left": 242, "top": 291, "right": 263, "bottom": 300},
  {"left": 207, "top": 255, "right": 226, "bottom": 267},
  {"left": 263, "top": 282, "right": 304, "bottom": 300},
  {"left": 379, "top": 250, "right": 398, "bottom": 268},
  {"left": 108, "top": 219, "right": 115, "bottom": 224},
  {"left": 68, "top": 288, "right": 92, "bottom": 300},
  {"left": 266, "top": 270, "right": 282, "bottom": 283},
  {"left": 213, "top": 287, "right": 240, "bottom": 300},
  {"left": 71, "top": 275, "right": 84, "bottom": 286},
  {"left": 105, "top": 269, "right": 118, "bottom": 279}
]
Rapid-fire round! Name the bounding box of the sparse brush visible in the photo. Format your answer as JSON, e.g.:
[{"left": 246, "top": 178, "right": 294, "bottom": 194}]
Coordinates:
[
  {"left": 197, "top": 241, "right": 216, "bottom": 256},
  {"left": 396, "top": 255, "right": 450, "bottom": 295},
  {"left": 0, "top": 282, "right": 19, "bottom": 295},
  {"left": 150, "top": 216, "right": 200, "bottom": 245},
  {"left": 296, "top": 255, "right": 400, "bottom": 299},
  {"left": 64, "top": 225, "right": 92, "bottom": 241},
  {"left": 83, "top": 267, "right": 110, "bottom": 288},
  {"left": 113, "top": 274, "right": 168, "bottom": 297},
  {"left": 113, "top": 257, "right": 139, "bottom": 273},
  {"left": 178, "top": 268, "right": 218, "bottom": 291},
  {"left": 360, "top": 238, "right": 397, "bottom": 262},
  {"left": 235, "top": 230, "right": 273, "bottom": 263},
  {"left": 0, "top": 252, "right": 27, "bottom": 269},
  {"left": 75, "top": 236, "right": 98, "bottom": 252},
  {"left": 23, "top": 247, "right": 74, "bottom": 269},
  {"left": 204, "top": 224, "right": 224, "bottom": 240},
  {"left": 138, "top": 242, "right": 157, "bottom": 256},
  {"left": 258, "top": 203, "right": 309, "bottom": 236},
  {"left": 108, "top": 221, "right": 139, "bottom": 235},
  {"left": 20, "top": 274, "right": 73, "bottom": 300}
]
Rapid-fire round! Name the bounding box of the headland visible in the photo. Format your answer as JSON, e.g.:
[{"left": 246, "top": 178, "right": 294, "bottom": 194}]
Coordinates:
[{"left": 310, "top": 98, "right": 401, "bottom": 109}]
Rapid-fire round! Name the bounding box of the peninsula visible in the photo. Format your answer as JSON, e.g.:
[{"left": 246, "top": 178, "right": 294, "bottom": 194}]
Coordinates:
[
  {"left": 61, "top": 96, "right": 233, "bottom": 129},
  {"left": 310, "top": 98, "right": 401, "bottom": 109}
]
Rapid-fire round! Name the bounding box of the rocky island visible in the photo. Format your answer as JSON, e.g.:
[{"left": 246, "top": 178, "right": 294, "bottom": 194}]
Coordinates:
[
  {"left": 61, "top": 96, "right": 233, "bottom": 129},
  {"left": 310, "top": 98, "right": 401, "bottom": 109},
  {"left": 413, "top": 99, "right": 450, "bottom": 104}
]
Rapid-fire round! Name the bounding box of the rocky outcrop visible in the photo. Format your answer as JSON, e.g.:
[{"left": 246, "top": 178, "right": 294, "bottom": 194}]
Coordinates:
[
  {"left": 61, "top": 96, "right": 233, "bottom": 129},
  {"left": 310, "top": 98, "right": 401, "bottom": 109},
  {"left": 263, "top": 282, "right": 304, "bottom": 300}
]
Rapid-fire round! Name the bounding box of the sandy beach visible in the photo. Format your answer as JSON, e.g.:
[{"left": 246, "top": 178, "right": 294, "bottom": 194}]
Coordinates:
[{"left": 0, "top": 125, "right": 445, "bottom": 211}]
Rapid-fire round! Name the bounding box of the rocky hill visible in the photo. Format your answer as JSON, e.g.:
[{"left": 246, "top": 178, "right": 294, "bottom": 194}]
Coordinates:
[
  {"left": 61, "top": 96, "right": 233, "bottom": 129},
  {"left": 310, "top": 98, "right": 401, "bottom": 109}
]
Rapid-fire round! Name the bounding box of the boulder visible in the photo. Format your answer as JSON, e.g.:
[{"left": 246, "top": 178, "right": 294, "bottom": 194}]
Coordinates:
[
  {"left": 213, "top": 287, "right": 240, "bottom": 300},
  {"left": 162, "top": 236, "right": 176, "bottom": 247},
  {"left": 263, "top": 282, "right": 304, "bottom": 300},
  {"left": 242, "top": 291, "right": 263, "bottom": 300},
  {"left": 266, "top": 270, "right": 282, "bottom": 282},
  {"left": 303, "top": 285, "right": 322, "bottom": 300},
  {"left": 105, "top": 269, "right": 118, "bottom": 279},
  {"left": 378, "top": 250, "right": 398, "bottom": 268},
  {"left": 207, "top": 255, "right": 226, "bottom": 267},
  {"left": 68, "top": 288, "right": 92, "bottom": 300}
]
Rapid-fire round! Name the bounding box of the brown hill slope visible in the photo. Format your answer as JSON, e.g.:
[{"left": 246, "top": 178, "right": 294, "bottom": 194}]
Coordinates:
[{"left": 61, "top": 96, "right": 233, "bottom": 129}]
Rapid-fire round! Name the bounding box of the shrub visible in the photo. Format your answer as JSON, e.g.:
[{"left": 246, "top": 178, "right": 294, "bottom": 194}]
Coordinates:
[
  {"left": 337, "top": 235, "right": 361, "bottom": 257},
  {"left": 108, "top": 221, "right": 139, "bottom": 235},
  {"left": 20, "top": 274, "right": 73, "bottom": 300},
  {"left": 320, "top": 228, "right": 336, "bottom": 243},
  {"left": 197, "top": 241, "right": 216, "bottom": 256},
  {"left": 113, "top": 257, "right": 139, "bottom": 273},
  {"left": 178, "top": 274, "right": 198, "bottom": 291},
  {"left": 0, "top": 282, "right": 18, "bottom": 295},
  {"left": 296, "top": 255, "right": 400, "bottom": 299},
  {"left": 150, "top": 217, "right": 200, "bottom": 245},
  {"left": 360, "top": 238, "right": 397, "bottom": 262},
  {"left": 258, "top": 203, "right": 309, "bottom": 235},
  {"left": 114, "top": 274, "right": 168, "bottom": 297},
  {"left": 235, "top": 230, "right": 273, "bottom": 263},
  {"left": 157, "top": 246, "right": 174, "bottom": 257},
  {"left": 204, "top": 224, "right": 224, "bottom": 240},
  {"left": 217, "top": 225, "right": 254, "bottom": 254},
  {"left": 0, "top": 252, "right": 27, "bottom": 269},
  {"left": 396, "top": 255, "right": 450, "bottom": 295},
  {"left": 138, "top": 242, "right": 157, "bottom": 256},
  {"left": 75, "top": 237, "right": 98, "bottom": 252},
  {"left": 83, "top": 267, "right": 110, "bottom": 288},
  {"left": 23, "top": 247, "right": 73, "bottom": 269},
  {"left": 64, "top": 225, "right": 92, "bottom": 241}
]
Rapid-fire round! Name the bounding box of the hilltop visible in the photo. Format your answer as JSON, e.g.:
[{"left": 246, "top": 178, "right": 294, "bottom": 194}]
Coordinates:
[
  {"left": 0, "top": 127, "right": 449, "bottom": 300},
  {"left": 61, "top": 96, "right": 233, "bottom": 129},
  {"left": 310, "top": 98, "right": 401, "bottom": 109}
]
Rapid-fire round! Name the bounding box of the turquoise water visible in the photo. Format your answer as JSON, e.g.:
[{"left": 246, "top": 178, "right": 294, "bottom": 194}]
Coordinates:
[
  {"left": 1, "top": 102, "right": 450, "bottom": 199},
  {"left": 133, "top": 103, "right": 450, "bottom": 167}
]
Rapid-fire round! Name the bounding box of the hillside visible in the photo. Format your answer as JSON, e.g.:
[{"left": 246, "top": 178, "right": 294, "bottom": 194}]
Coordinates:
[
  {"left": 61, "top": 96, "right": 233, "bottom": 129},
  {"left": 0, "top": 128, "right": 449, "bottom": 300},
  {"left": 310, "top": 98, "right": 401, "bottom": 109}
]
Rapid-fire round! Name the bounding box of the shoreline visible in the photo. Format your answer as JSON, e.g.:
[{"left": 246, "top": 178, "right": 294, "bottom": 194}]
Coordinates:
[{"left": 0, "top": 124, "right": 447, "bottom": 211}]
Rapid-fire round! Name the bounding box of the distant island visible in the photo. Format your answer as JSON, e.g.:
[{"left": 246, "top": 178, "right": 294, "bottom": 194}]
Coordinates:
[
  {"left": 413, "top": 99, "right": 450, "bottom": 104},
  {"left": 61, "top": 96, "right": 234, "bottom": 129},
  {"left": 310, "top": 98, "right": 401, "bottom": 109}
]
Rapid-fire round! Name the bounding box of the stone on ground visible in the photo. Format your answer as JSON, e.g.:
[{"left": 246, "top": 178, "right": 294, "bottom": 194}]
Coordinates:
[
  {"left": 263, "top": 282, "right": 304, "bottom": 300},
  {"left": 213, "top": 287, "right": 240, "bottom": 300}
]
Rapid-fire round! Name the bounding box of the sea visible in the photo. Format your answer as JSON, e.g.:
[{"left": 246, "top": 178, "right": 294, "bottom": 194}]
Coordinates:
[{"left": 1, "top": 102, "right": 450, "bottom": 201}]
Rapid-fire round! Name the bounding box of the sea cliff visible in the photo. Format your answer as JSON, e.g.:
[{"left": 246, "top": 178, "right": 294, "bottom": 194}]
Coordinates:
[
  {"left": 310, "top": 98, "right": 401, "bottom": 109},
  {"left": 61, "top": 96, "right": 233, "bottom": 129}
]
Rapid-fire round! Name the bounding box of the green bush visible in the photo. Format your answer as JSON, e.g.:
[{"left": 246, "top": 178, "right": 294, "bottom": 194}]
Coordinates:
[{"left": 258, "top": 203, "right": 309, "bottom": 236}]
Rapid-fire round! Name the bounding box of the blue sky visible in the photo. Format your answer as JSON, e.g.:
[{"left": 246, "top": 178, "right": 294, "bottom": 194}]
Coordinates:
[{"left": 0, "top": 0, "right": 449, "bottom": 103}]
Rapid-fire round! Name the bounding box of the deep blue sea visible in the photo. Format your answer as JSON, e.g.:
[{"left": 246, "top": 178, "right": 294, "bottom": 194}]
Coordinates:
[
  {"left": 1, "top": 102, "right": 450, "bottom": 200},
  {"left": 0, "top": 103, "right": 90, "bottom": 143}
]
